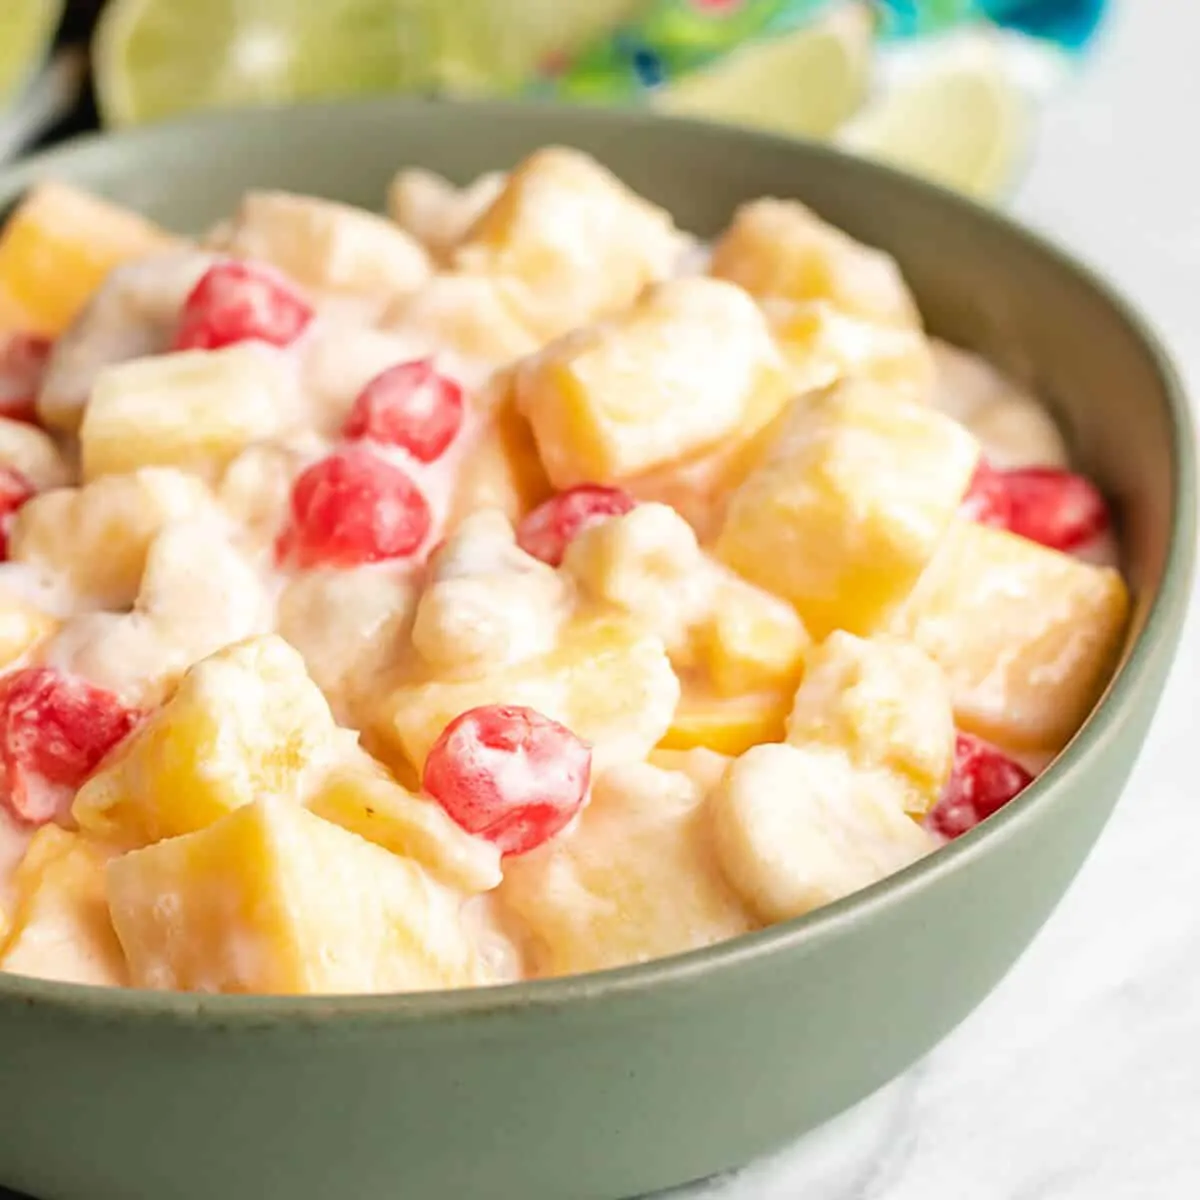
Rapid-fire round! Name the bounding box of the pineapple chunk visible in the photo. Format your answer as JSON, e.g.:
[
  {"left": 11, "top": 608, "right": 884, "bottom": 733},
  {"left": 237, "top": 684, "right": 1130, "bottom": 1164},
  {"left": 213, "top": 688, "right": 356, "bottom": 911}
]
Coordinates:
[
  {"left": 37, "top": 251, "right": 216, "bottom": 434},
  {"left": 388, "top": 168, "right": 506, "bottom": 262},
  {"left": 73, "top": 636, "right": 344, "bottom": 847},
  {"left": 0, "top": 183, "right": 175, "bottom": 335},
  {"left": 700, "top": 575, "right": 810, "bottom": 696},
  {"left": 499, "top": 762, "right": 755, "bottom": 977},
  {"left": 80, "top": 345, "right": 296, "bottom": 482},
  {"left": 515, "top": 277, "right": 789, "bottom": 488},
  {"left": 890, "top": 520, "right": 1130, "bottom": 755},
  {"left": 106, "top": 797, "right": 491, "bottom": 994},
  {"left": 206, "top": 190, "right": 432, "bottom": 303},
  {"left": 0, "top": 827, "right": 126, "bottom": 987},
  {"left": 308, "top": 754, "right": 501, "bottom": 894},
  {"left": 454, "top": 146, "right": 683, "bottom": 340},
  {"left": 0, "top": 418, "right": 68, "bottom": 490},
  {"left": 785, "top": 632, "right": 953, "bottom": 814},
  {"left": 446, "top": 395, "right": 552, "bottom": 528},
  {"left": 661, "top": 686, "right": 790, "bottom": 758},
  {"left": 768, "top": 299, "right": 934, "bottom": 402},
  {"left": 384, "top": 614, "right": 679, "bottom": 774},
  {"left": 716, "top": 380, "right": 980, "bottom": 637},
  {"left": 710, "top": 742, "right": 939, "bottom": 922},
  {"left": 10, "top": 467, "right": 214, "bottom": 608},
  {"left": 0, "top": 590, "right": 58, "bottom": 669},
  {"left": 710, "top": 198, "right": 918, "bottom": 328}
]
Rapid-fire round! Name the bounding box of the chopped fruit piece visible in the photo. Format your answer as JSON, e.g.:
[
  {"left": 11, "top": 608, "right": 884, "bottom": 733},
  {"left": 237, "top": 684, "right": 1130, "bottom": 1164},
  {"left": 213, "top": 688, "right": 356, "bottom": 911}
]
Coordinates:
[
  {"left": 701, "top": 579, "right": 810, "bottom": 696},
  {"left": 785, "top": 632, "right": 953, "bottom": 815},
  {"left": 0, "top": 828, "right": 125, "bottom": 987},
  {"left": 710, "top": 198, "right": 919, "bottom": 327},
  {"left": 710, "top": 742, "right": 939, "bottom": 922},
  {"left": 0, "top": 465, "right": 35, "bottom": 557},
  {"left": 926, "top": 732, "right": 1034, "bottom": 839},
  {"left": 423, "top": 705, "right": 591, "bottom": 856},
  {"left": 276, "top": 446, "right": 432, "bottom": 569},
  {"left": 73, "top": 636, "right": 341, "bottom": 847},
  {"left": 959, "top": 459, "right": 1013, "bottom": 529},
  {"left": 106, "top": 796, "right": 492, "bottom": 994},
  {"left": 514, "top": 277, "right": 789, "bottom": 487},
  {"left": 0, "top": 668, "right": 139, "bottom": 827},
  {"left": 80, "top": 345, "right": 295, "bottom": 482},
  {"left": 516, "top": 484, "right": 636, "bottom": 567},
  {"left": 343, "top": 358, "right": 464, "bottom": 463},
  {"left": 308, "top": 754, "right": 501, "bottom": 894},
  {"left": 385, "top": 614, "right": 679, "bottom": 775},
  {"left": 207, "top": 190, "right": 432, "bottom": 304},
  {"left": 716, "top": 380, "right": 980, "bottom": 637},
  {"left": 388, "top": 168, "right": 506, "bottom": 263},
  {"left": 499, "top": 762, "right": 755, "bottom": 977},
  {"left": 455, "top": 146, "right": 684, "bottom": 339},
  {"left": 997, "top": 466, "right": 1111, "bottom": 553},
  {"left": 10, "top": 467, "right": 214, "bottom": 608},
  {"left": 173, "top": 261, "right": 314, "bottom": 351},
  {"left": 0, "top": 591, "right": 58, "bottom": 669},
  {"left": 890, "top": 520, "right": 1130, "bottom": 754},
  {"left": 0, "top": 332, "right": 51, "bottom": 422},
  {"left": 662, "top": 688, "right": 791, "bottom": 758},
  {"left": 0, "top": 183, "right": 174, "bottom": 335},
  {"left": 0, "top": 417, "right": 70, "bottom": 491}
]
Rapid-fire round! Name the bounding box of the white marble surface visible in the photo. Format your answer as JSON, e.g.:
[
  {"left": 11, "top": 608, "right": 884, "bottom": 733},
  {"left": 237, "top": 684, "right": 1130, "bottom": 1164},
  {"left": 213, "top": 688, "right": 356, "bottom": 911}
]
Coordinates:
[{"left": 674, "top": 3, "right": 1200, "bottom": 1196}]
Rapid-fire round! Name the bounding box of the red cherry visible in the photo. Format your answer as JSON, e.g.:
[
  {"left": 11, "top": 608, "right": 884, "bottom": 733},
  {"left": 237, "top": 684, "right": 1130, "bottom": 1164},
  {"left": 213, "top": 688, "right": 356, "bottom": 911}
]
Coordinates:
[
  {"left": 515, "top": 485, "right": 637, "bottom": 566},
  {"left": 960, "top": 460, "right": 1013, "bottom": 530},
  {"left": 422, "top": 704, "right": 591, "bottom": 856},
  {"left": 344, "top": 358, "right": 465, "bottom": 463},
  {"left": 173, "top": 261, "right": 314, "bottom": 351},
  {"left": 0, "top": 332, "right": 52, "bottom": 424},
  {"left": 0, "top": 465, "right": 36, "bottom": 560},
  {"left": 926, "top": 732, "right": 1035, "bottom": 839},
  {"left": 0, "top": 668, "right": 140, "bottom": 826},
  {"left": 1000, "top": 466, "right": 1111, "bottom": 553},
  {"left": 276, "top": 445, "right": 432, "bottom": 569}
]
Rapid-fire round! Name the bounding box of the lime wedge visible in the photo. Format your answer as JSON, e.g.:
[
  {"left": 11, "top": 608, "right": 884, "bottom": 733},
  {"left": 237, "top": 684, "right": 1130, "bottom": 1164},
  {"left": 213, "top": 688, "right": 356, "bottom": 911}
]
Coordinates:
[
  {"left": 838, "top": 44, "right": 1031, "bottom": 200},
  {"left": 0, "top": 0, "right": 64, "bottom": 106},
  {"left": 655, "top": 5, "right": 873, "bottom": 139}
]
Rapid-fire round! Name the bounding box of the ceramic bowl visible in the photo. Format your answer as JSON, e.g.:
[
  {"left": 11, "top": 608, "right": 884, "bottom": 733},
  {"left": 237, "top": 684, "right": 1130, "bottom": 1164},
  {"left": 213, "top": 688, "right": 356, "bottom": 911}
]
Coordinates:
[{"left": 0, "top": 99, "right": 1192, "bottom": 1200}]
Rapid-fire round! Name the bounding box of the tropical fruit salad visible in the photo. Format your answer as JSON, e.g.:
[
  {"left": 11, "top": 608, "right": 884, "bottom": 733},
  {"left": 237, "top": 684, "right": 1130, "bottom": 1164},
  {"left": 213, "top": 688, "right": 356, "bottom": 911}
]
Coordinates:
[{"left": 0, "top": 147, "right": 1128, "bottom": 993}]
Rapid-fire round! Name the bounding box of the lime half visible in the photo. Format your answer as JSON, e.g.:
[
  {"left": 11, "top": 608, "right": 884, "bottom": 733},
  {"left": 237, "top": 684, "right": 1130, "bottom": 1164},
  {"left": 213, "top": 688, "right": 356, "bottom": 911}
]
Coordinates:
[
  {"left": 0, "top": 0, "right": 64, "bottom": 106},
  {"left": 838, "top": 43, "right": 1031, "bottom": 200},
  {"left": 655, "top": 5, "right": 873, "bottom": 139}
]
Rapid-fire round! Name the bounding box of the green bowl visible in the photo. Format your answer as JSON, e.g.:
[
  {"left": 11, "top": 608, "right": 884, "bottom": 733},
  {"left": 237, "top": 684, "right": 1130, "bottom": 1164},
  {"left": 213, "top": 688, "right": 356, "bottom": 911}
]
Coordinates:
[{"left": 0, "top": 99, "right": 1192, "bottom": 1200}]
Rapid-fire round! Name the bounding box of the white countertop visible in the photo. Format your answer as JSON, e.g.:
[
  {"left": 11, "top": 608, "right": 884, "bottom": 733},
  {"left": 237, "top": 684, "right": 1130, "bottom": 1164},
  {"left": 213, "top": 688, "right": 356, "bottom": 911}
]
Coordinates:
[{"left": 675, "top": 3, "right": 1200, "bottom": 1196}]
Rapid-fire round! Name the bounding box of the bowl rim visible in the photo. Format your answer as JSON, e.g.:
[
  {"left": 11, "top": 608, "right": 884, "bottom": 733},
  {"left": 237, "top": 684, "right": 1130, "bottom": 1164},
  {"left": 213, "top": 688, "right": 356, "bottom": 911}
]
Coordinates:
[{"left": 0, "top": 95, "right": 1193, "bottom": 1024}]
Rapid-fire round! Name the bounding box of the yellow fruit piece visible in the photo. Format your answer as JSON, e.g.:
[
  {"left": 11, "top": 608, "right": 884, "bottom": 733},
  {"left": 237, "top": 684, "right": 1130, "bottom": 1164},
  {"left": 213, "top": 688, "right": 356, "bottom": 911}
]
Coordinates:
[
  {"left": 499, "top": 761, "right": 755, "bottom": 978},
  {"left": 716, "top": 380, "right": 980, "bottom": 637},
  {"left": 80, "top": 345, "right": 295, "bottom": 482},
  {"left": 661, "top": 686, "right": 790, "bottom": 758},
  {"left": 0, "top": 416, "right": 69, "bottom": 490},
  {"left": 73, "top": 636, "right": 342, "bottom": 848},
  {"left": 0, "top": 827, "right": 126, "bottom": 987},
  {"left": 455, "top": 146, "right": 684, "bottom": 340},
  {"left": 768, "top": 299, "right": 934, "bottom": 402},
  {"left": 10, "top": 467, "right": 214, "bottom": 608},
  {"left": 207, "top": 190, "right": 431, "bottom": 303},
  {"left": 446, "top": 394, "right": 552, "bottom": 529},
  {"left": 0, "top": 590, "right": 58, "bottom": 669},
  {"left": 388, "top": 168, "right": 506, "bottom": 264},
  {"left": 106, "top": 796, "right": 491, "bottom": 994},
  {"left": 890, "top": 520, "right": 1130, "bottom": 755},
  {"left": 0, "top": 182, "right": 174, "bottom": 335},
  {"left": 384, "top": 614, "right": 680, "bottom": 774},
  {"left": 711, "top": 198, "right": 919, "bottom": 328},
  {"left": 701, "top": 576, "right": 810, "bottom": 696},
  {"left": 709, "top": 742, "right": 940, "bottom": 923},
  {"left": 308, "top": 755, "right": 501, "bottom": 895},
  {"left": 785, "top": 631, "right": 953, "bottom": 814},
  {"left": 515, "top": 276, "right": 789, "bottom": 488}
]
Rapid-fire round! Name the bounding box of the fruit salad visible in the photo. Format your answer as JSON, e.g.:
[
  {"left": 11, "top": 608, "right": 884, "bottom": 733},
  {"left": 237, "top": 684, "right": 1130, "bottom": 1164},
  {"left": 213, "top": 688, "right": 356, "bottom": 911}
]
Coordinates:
[{"left": 0, "top": 148, "right": 1129, "bottom": 994}]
